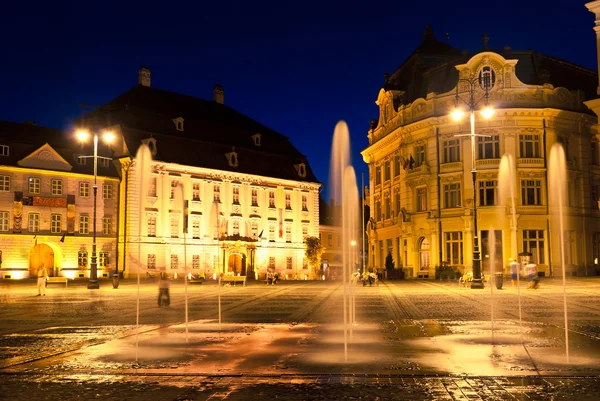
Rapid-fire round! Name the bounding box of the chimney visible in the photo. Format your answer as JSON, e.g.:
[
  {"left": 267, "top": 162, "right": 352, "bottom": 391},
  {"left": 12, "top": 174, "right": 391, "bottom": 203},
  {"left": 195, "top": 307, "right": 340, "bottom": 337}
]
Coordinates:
[
  {"left": 138, "top": 67, "right": 151, "bottom": 87},
  {"left": 213, "top": 84, "right": 224, "bottom": 104}
]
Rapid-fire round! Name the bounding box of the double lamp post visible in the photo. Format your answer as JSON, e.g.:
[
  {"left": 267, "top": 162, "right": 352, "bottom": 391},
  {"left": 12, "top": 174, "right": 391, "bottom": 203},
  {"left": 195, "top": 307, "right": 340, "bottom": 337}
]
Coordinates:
[{"left": 76, "top": 130, "right": 115, "bottom": 289}]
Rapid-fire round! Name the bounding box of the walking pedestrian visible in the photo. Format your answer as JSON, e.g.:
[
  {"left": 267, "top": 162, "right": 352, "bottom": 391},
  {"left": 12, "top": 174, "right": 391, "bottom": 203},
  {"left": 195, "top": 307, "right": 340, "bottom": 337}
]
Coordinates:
[
  {"left": 36, "top": 263, "right": 48, "bottom": 296},
  {"left": 158, "top": 272, "right": 170, "bottom": 306},
  {"left": 509, "top": 258, "right": 519, "bottom": 287},
  {"left": 525, "top": 262, "right": 539, "bottom": 289}
]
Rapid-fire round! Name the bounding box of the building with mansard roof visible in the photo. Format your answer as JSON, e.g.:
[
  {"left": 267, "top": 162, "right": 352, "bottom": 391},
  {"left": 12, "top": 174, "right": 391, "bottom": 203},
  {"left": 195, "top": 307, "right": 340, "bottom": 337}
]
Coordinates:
[
  {"left": 82, "top": 68, "right": 321, "bottom": 280},
  {"left": 361, "top": 26, "right": 600, "bottom": 280},
  {"left": 0, "top": 121, "right": 119, "bottom": 279}
]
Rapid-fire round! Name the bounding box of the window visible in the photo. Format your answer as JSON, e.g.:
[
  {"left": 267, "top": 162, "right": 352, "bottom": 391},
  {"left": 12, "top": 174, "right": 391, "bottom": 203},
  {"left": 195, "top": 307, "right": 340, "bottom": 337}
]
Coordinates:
[
  {"left": 233, "top": 219, "right": 240, "bottom": 235},
  {"left": 285, "top": 192, "right": 291, "bottom": 210},
  {"left": 147, "top": 214, "right": 156, "bottom": 237},
  {"left": 443, "top": 183, "right": 461, "bottom": 208},
  {"left": 521, "top": 179, "right": 542, "bottom": 206},
  {"left": 232, "top": 187, "right": 240, "bottom": 204},
  {"left": 77, "top": 155, "right": 86, "bottom": 165},
  {"left": 477, "top": 135, "right": 500, "bottom": 159},
  {"left": 479, "top": 180, "right": 497, "bottom": 206},
  {"left": 269, "top": 191, "right": 275, "bottom": 208},
  {"left": 285, "top": 225, "right": 291, "bottom": 243},
  {"left": 192, "top": 255, "right": 200, "bottom": 269},
  {"left": 148, "top": 177, "right": 157, "bottom": 196},
  {"left": 269, "top": 224, "right": 275, "bottom": 242},
  {"left": 302, "top": 194, "right": 308, "bottom": 211},
  {"left": 170, "top": 180, "right": 178, "bottom": 199},
  {"left": 148, "top": 254, "right": 156, "bottom": 269},
  {"left": 251, "top": 220, "right": 259, "bottom": 238},
  {"left": 0, "top": 144, "right": 8, "bottom": 156},
  {"left": 103, "top": 183, "right": 113, "bottom": 199},
  {"left": 78, "top": 251, "right": 88, "bottom": 267},
  {"left": 269, "top": 257, "right": 276, "bottom": 269},
  {"left": 375, "top": 166, "right": 381, "bottom": 185},
  {"left": 0, "top": 175, "right": 9, "bottom": 191},
  {"left": 445, "top": 232, "right": 463, "bottom": 265},
  {"left": 375, "top": 200, "right": 381, "bottom": 221},
  {"left": 79, "top": 182, "right": 90, "bottom": 198},
  {"left": 170, "top": 215, "right": 179, "bottom": 238},
  {"left": 394, "top": 156, "right": 401, "bottom": 176},
  {"left": 51, "top": 179, "right": 63, "bottom": 195},
  {"left": 100, "top": 158, "right": 110, "bottom": 168},
  {"left": 519, "top": 134, "right": 541, "bottom": 158},
  {"left": 28, "top": 177, "right": 40, "bottom": 194},
  {"left": 327, "top": 233, "right": 333, "bottom": 247},
  {"left": 170, "top": 254, "right": 179, "bottom": 269},
  {"left": 79, "top": 215, "right": 89, "bottom": 234},
  {"left": 286, "top": 257, "right": 293, "bottom": 269},
  {"left": 214, "top": 185, "right": 220, "bottom": 202},
  {"left": 523, "top": 230, "right": 545, "bottom": 264},
  {"left": 394, "top": 192, "right": 400, "bottom": 215},
  {"left": 443, "top": 139, "right": 460, "bottom": 163},
  {"left": 251, "top": 189, "right": 258, "bottom": 206},
  {"left": 0, "top": 211, "right": 8, "bottom": 231},
  {"left": 415, "top": 145, "right": 426, "bottom": 167},
  {"left": 302, "top": 224, "right": 308, "bottom": 238},
  {"left": 51, "top": 214, "right": 62, "bottom": 234},
  {"left": 416, "top": 187, "right": 427, "bottom": 212},
  {"left": 478, "top": 66, "right": 496, "bottom": 90},
  {"left": 102, "top": 216, "right": 112, "bottom": 235},
  {"left": 385, "top": 196, "right": 391, "bottom": 219},
  {"left": 192, "top": 219, "right": 200, "bottom": 239},
  {"left": 193, "top": 182, "right": 201, "bottom": 201},
  {"left": 99, "top": 251, "right": 109, "bottom": 267},
  {"left": 384, "top": 161, "right": 391, "bottom": 181},
  {"left": 28, "top": 213, "right": 40, "bottom": 233}
]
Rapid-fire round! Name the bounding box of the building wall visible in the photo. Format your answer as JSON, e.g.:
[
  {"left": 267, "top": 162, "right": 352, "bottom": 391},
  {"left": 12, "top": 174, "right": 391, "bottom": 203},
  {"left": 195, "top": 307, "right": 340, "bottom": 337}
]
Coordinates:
[{"left": 363, "top": 51, "right": 600, "bottom": 279}]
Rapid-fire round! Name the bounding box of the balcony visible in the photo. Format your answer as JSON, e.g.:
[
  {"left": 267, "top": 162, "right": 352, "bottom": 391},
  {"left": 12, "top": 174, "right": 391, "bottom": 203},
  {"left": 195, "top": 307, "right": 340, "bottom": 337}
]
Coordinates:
[
  {"left": 407, "top": 163, "right": 429, "bottom": 175},
  {"left": 517, "top": 158, "right": 544, "bottom": 168},
  {"left": 440, "top": 161, "right": 463, "bottom": 173},
  {"left": 475, "top": 158, "right": 500, "bottom": 170}
]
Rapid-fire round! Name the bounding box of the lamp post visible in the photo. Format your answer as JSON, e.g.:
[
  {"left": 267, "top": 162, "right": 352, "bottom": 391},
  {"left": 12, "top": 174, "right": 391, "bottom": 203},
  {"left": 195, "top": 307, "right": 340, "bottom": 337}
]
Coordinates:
[
  {"left": 451, "top": 75, "right": 494, "bottom": 289},
  {"left": 76, "top": 130, "right": 115, "bottom": 289}
]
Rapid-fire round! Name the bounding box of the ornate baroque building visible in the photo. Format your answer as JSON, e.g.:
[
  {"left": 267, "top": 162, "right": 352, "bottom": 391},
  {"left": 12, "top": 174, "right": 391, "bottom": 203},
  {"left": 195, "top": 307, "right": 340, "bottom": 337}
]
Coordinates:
[
  {"left": 361, "top": 27, "right": 600, "bottom": 279},
  {"left": 0, "top": 121, "right": 119, "bottom": 279},
  {"left": 83, "top": 68, "right": 321, "bottom": 280}
]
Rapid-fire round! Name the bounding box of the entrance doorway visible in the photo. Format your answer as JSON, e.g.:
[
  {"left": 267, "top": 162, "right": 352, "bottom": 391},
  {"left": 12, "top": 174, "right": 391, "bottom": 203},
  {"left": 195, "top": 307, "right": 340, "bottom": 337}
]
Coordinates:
[
  {"left": 227, "top": 253, "right": 246, "bottom": 275},
  {"left": 29, "top": 243, "right": 55, "bottom": 277},
  {"left": 418, "top": 237, "right": 430, "bottom": 272}
]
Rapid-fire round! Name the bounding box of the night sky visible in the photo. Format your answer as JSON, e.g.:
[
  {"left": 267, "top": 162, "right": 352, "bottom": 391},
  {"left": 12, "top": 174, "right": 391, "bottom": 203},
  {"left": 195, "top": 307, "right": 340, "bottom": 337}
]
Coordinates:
[{"left": 1, "top": 0, "right": 596, "bottom": 199}]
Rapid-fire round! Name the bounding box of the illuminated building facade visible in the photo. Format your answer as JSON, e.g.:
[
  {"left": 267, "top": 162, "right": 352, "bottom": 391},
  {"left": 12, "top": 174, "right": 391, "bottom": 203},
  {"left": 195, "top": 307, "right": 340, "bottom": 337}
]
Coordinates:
[
  {"left": 0, "top": 121, "right": 119, "bottom": 279},
  {"left": 362, "top": 27, "right": 600, "bottom": 279},
  {"left": 83, "top": 68, "right": 321, "bottom": 280}
]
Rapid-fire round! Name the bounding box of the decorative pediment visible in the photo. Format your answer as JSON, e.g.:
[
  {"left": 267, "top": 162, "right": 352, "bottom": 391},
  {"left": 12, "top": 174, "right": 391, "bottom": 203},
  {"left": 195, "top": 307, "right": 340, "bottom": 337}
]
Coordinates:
[{"left": 17, "top": 143, "right": 72, "bottom": 171}]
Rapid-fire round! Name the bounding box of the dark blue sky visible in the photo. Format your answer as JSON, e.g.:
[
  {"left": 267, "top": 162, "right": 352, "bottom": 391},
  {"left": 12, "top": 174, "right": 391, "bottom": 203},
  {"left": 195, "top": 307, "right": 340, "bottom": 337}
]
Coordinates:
[{"left": 1, "top": 0, "right": 597, "bottom": 198}]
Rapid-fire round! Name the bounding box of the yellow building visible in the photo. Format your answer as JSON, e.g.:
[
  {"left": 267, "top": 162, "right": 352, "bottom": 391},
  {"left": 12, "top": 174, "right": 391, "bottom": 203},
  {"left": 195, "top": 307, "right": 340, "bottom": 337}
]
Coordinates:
[
  {"left": 362, "top": 27, "right": 600, "bottom": 279},
  {"left": 82, "top": 68, "right": 321, "bottom": 280},
  {"left": 0, "top": 121, "right": 119, "bottom": 279}
]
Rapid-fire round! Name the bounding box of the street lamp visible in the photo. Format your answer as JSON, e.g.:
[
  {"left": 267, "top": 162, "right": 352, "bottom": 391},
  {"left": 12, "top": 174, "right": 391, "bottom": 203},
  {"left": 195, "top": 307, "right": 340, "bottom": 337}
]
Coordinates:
[
  {"left": 450, "top": 75, "right": 494, "bottom": 289},
  {"left": 76, "top": 130, "right": 115, "bottom": 289}
]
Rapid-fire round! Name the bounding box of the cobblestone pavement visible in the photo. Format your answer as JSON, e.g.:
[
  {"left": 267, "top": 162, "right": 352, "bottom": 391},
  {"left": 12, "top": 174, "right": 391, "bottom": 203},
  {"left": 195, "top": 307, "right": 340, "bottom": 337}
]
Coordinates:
[{"left": 1, "top": 277, "right": 600, "bottom": 399}]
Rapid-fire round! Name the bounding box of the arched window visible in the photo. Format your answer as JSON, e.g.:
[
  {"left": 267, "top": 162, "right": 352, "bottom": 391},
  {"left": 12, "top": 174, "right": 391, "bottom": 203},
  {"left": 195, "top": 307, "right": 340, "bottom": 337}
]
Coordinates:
[
  {"left": 418, "top": 237, "right": 430, "bottom": 271},
  {"left": 478, "top": 66, "right": 495, "bottom": 90}
]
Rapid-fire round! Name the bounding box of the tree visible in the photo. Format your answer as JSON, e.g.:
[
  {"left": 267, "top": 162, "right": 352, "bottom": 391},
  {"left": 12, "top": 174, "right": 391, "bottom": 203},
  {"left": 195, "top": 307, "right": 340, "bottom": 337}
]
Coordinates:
[{"left": 305, "top": 236, "right": 324, "bottom": 276}]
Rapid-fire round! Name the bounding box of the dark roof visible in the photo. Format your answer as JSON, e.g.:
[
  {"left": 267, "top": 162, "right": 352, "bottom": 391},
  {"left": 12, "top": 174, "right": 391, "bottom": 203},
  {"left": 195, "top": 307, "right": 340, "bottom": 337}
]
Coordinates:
[
  {"left": 0, "top": 120, "right": 119, "bottom": 178},
  {"left": 82, "top": 84, "right": 319, "bottom": 183},
  {"left": 385, "top": 26, "right": 598, "bottom": 110}
]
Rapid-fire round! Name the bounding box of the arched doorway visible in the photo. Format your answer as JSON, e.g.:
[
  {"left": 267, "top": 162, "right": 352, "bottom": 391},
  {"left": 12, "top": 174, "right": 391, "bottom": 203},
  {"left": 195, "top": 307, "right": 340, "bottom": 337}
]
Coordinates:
[
  {"left": 29, "top": 243, "right": 55, "bottom": 277},
  {"left": 418, "top": 237, "right": 430, "bottom": 273},
  {"left": 227, "top": 253, "right": 246, "bottom": 275}
]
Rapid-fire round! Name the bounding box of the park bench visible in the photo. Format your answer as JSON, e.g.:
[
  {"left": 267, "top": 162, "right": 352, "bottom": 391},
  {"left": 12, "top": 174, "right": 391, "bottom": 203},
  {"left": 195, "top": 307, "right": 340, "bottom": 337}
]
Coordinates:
[
  {"left": 221, "top": 275, "right": 246, "bottom": 286},
  {"left": 46, "top": 277, "right": 69, "bottom": 287}
]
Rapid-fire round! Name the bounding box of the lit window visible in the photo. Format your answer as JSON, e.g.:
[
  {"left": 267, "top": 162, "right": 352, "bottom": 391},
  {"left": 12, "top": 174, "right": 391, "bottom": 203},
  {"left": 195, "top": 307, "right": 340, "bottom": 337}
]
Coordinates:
[
  {"left": 79, "top": 215, "right": 89, "bottom": 234},
  {"left": 103, "top": 184, "right": 113, "bottom": 199},
  {"left": 285, "top": 192, "right": 291, "bottom": 210},
  {"left": 479, "top": 180, "right": 497, "bottom": 206},
  {"left": 523, "top": 230, "right": 545, "bottom": 264},
  {"left": 99, "top": 251, "right": 109, "bottom": 267},
  {"left": 214, "top": 185, "right": 220, "bottom": 202},
  {"left": 443, "top": 183, "right": 461, "bottom": 208},
  {"left": 170, "top": 180, "right": 178, "bottom": 199},
  {"left": 445, "top": 232, "right": 463, "bottom": 265},
  {"left": 28, "top": 213, "right": 40, "bottom": 233},
  {"left": 232, "top": 187, "right": 240, "bottom": 205},
  {"left": 147, "top": 254, "right": 156, "bottom": 269},
  {"left": 251, "top": 189, "right": 258, "bottom": 206},
  {"left": 233, "top": 219, "right": 240, "bottom": 235},
  {"left": 78, "top": 251, "right": 88, "bottom": 267},
  {"left": 0, "top": 175, "right": 10, "bottom": 191},
  {"left": 285, "top": 225, "right": 291, "bottom": 243},
  {"left": 416, "top": 187, "right": 427, "bottom": 212},
  {"left": 302, "top": 195, "right": 308, "bottom": 211},
  {"left": 51, "top": 214, "right": 62, "bottom": 234},
  {"left": 478, "top": 135, "right": 500, "bottom": 159},
  {"left": 147, "top": 214, "right": 156, "bottom": 237},
  {"left": 521, "top": 180, "right": 542, "bottom": 206},
  {"left": 102, "top": 216, "right": 112, "bottom": 235},
  {"left": 443, "top": 139, "right": 461, "bottom": 163},
  {"left": 193, "top": 182, "right": 201, "bottom": 201},
  {"left": 519, "top": 134, "right": 541, "bottom": 158},
  {"left": 170, "top": 254, "right": 179, "bottom": 269},
  {"left": 269, "top": 191, "right": 275, "bottom": 208},
  {"left": 192, "top": 218, "right": 201, "bottom": 239},
  {"left": 478, "top": 66, "right": 496, "bottom": 90},
  {"left": 79, "top": 182, "right": 90, "bottom": 198},
  {"left": 0, "top": 211, "right": 9, "bottom": 231},
  {"left": 51, "top": 179, "right": 63, "bottom": 195},
  {"left": 29, "top": 177, "right": 40, "bottom": 194}
]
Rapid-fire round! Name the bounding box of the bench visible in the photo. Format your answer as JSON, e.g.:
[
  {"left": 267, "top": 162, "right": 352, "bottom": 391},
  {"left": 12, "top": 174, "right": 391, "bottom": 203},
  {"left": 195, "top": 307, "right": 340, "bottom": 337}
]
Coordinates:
[
  {"left": 46, "top": 277, "right": 69, "bottom": 287},
  {"left": 221, "top": 276, "right": 246, "bottom": 286}
]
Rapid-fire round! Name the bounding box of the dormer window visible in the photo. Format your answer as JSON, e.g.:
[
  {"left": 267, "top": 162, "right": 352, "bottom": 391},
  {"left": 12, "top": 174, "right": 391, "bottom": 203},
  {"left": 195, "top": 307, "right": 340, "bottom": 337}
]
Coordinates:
[
  {"left": 252, "top": 133, "right": 261, "bottom": 147},
  {"left": 0, "top": 145, "right": 8, "bottom": 156},
  {"left": 142, "top": 138, "right": 157, "bottom": 156},
  {"left": 76, "top": 155, "right": 86, "bottom": 165},
  {"left": 478, "top": 66, "right": 496, "bottom": 91},
  {"left": 294, "top": 162, "right": 307, "bottom": 178},
  {"left": 172, "top": 117, "right": 184, "bottom": 131},
  {"left": 225, "top": 150, "right": 238, "bottom": 167}
]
